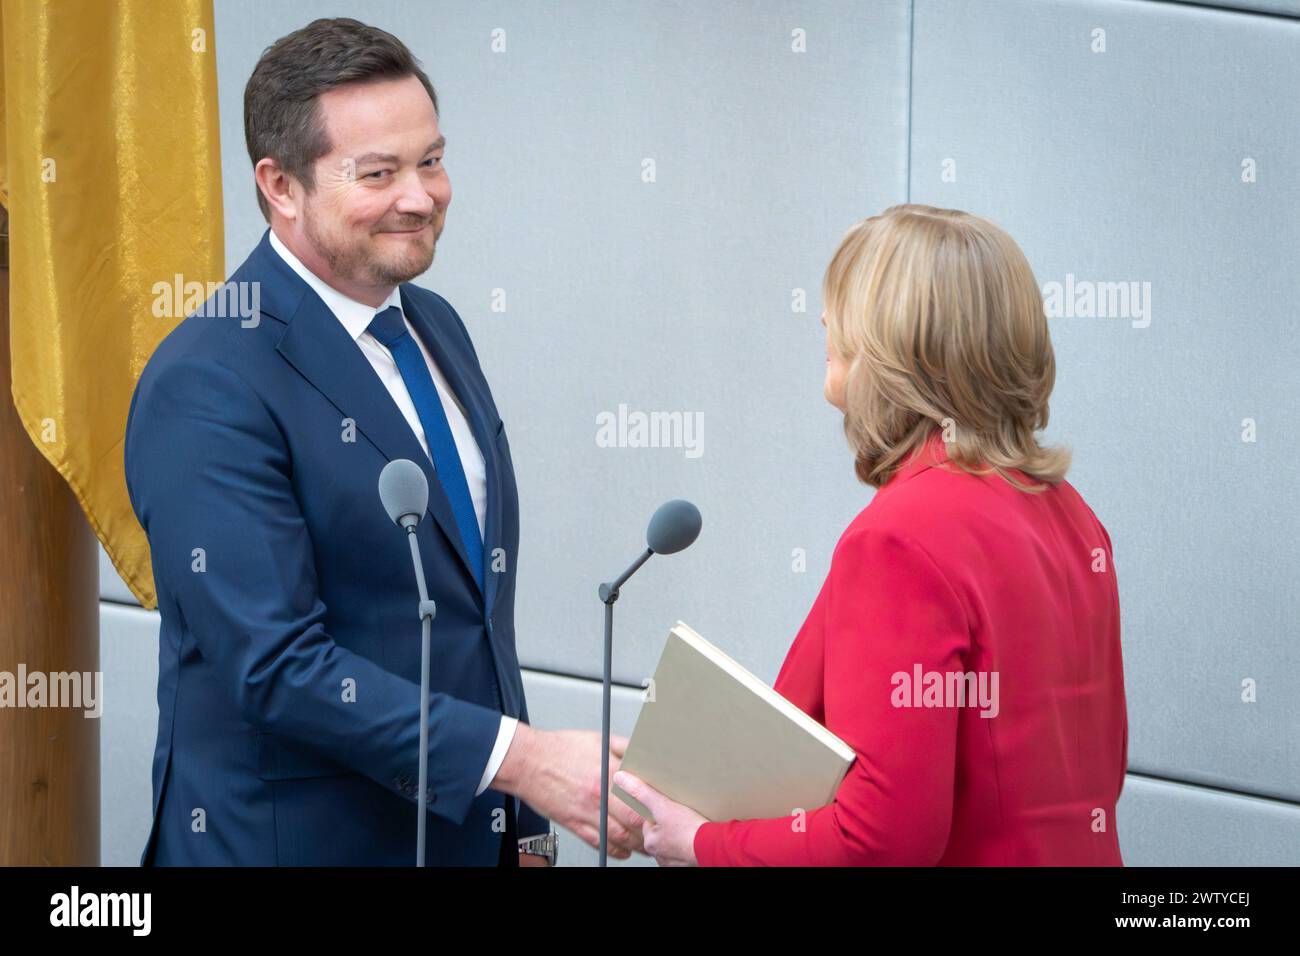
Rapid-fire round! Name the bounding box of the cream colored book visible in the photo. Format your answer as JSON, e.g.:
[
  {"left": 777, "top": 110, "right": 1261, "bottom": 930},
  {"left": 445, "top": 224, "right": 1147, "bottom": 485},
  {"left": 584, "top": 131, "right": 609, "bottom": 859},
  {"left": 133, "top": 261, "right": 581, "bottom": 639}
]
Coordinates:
[{"left": 611, "top": 621, "right": 856, "bottom": 823}]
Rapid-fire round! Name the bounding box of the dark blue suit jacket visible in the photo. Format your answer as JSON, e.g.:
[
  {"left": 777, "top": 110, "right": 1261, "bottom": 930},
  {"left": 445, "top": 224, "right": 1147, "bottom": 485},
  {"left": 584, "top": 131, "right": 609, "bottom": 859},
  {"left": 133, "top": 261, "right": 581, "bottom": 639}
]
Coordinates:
[{"left": 124, "top": 228, "right": 548, "bottom": 865}]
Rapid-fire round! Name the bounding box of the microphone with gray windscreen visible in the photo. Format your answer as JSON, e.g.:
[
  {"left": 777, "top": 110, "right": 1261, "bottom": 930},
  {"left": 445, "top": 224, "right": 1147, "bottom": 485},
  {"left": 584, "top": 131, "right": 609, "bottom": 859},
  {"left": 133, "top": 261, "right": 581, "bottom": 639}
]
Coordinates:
[
  {"left": 596, "top": 498, "right": 702, "bottom": 867},
  {"left": 378, "top": 458, "right": 437, "bottom": 865},
  {"left": 379, "top": 458, "right": 429, "bottom": 530},
  {"left": 646, "top": 499, "right": 702, "bottom": 555}
]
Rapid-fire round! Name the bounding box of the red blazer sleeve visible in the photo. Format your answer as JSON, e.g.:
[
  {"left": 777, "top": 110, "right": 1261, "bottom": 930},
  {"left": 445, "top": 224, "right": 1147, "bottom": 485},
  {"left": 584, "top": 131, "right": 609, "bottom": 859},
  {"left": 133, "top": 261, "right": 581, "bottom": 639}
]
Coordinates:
[
  {"left": 1092, "top": 512, "right": 1127, "bottom": 803},
  {"left": 694, "top": 527, "right": 970, "bottom": 865}
]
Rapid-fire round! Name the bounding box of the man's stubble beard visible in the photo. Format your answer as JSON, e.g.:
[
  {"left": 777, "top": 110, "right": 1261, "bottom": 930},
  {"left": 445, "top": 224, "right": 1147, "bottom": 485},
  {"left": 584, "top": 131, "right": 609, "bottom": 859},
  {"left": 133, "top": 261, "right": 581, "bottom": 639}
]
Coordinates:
[{"left": 302, "top": 201, "right": 441, "bottom": 288}]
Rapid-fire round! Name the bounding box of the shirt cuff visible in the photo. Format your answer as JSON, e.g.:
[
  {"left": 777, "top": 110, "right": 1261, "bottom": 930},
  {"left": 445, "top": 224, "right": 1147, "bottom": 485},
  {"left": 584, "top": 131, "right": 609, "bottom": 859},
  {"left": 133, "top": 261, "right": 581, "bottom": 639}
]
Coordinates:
[{"left": 476, "top": 715, "right": 519, "bottom": 796}]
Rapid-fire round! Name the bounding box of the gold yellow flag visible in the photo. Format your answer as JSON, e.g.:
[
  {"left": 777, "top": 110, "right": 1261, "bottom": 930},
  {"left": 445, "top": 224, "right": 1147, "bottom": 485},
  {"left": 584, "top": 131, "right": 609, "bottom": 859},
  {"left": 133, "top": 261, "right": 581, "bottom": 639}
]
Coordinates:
[{"left": 0, "top": 0, "right": 224, "bottom": 609}]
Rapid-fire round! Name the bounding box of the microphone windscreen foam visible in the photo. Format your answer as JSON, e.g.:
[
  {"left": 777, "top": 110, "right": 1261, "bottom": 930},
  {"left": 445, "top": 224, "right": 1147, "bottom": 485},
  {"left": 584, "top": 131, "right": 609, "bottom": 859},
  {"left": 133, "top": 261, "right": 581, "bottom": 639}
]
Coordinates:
[
  {"left": 646, "top": 499, "right": 702, "bottom": 554},
  {"left": 378, "top": 458, "right": 429, "bottom": 527}
]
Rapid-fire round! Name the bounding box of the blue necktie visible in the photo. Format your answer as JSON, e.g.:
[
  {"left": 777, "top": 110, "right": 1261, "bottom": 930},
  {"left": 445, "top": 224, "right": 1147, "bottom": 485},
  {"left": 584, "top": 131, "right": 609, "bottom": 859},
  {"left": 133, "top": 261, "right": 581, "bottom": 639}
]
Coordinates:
[{"left": 367, "top": 305, "right": 484, "bottom": 590}]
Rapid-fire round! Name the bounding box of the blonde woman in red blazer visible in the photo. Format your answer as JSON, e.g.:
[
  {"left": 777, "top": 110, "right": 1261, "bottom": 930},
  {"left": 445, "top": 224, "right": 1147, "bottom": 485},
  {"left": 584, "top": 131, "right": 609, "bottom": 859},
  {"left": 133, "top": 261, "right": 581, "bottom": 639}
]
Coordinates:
[{"left": 615, "top": 204, "right": 1128, "bottom": 866}]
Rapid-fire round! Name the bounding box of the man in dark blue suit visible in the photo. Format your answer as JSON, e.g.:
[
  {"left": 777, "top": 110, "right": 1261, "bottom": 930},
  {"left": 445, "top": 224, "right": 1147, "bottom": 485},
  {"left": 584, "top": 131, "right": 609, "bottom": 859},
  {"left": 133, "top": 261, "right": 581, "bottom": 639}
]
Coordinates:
[{"left": 124, "top": 17, "right": 645, "bottom": 866}]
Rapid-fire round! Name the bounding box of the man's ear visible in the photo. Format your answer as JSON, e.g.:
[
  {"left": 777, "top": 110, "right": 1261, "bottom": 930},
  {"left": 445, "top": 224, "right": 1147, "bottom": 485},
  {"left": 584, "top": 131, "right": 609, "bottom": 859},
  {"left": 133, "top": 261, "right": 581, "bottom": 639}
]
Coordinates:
[{"left": 254, "top": 157, "right": 299, "bottom": 222}]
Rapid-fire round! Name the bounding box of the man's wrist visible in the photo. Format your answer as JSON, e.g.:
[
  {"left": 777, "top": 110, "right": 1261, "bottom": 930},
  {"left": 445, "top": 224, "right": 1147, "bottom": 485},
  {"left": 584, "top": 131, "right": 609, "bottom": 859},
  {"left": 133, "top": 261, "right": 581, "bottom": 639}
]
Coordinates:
[{"left": 491, "top": 720, "right": 539, "bottom": 797}]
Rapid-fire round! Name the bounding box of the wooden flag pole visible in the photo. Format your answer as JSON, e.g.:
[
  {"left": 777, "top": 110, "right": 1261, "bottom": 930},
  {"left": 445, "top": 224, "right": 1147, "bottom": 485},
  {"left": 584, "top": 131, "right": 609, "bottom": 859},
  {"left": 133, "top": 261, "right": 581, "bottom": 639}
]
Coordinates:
[{"left": 0, "top": 206, "right": 102, "bottom": 865}]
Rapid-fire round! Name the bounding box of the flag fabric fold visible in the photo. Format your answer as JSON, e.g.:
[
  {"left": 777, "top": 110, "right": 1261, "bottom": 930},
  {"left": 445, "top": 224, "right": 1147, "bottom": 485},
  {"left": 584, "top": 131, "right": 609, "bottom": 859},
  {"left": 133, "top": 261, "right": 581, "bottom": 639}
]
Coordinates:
[{"left": 0, "top": 0, "right": 224, "bottom": 609}]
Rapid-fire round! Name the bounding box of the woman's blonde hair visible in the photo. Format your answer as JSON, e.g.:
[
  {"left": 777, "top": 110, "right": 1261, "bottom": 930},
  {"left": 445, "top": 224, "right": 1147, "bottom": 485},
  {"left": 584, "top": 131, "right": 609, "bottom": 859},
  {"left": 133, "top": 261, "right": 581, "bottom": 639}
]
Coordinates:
[{"left": 823, "top": 204, "right": 1070, "bottom": 492}]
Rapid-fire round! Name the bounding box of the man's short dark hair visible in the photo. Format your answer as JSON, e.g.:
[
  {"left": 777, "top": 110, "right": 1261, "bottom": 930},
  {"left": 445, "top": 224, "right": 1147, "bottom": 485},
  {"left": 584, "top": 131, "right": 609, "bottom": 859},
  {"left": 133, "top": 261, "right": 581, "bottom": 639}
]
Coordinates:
[{"left": 244, "top": 17, "right": 439, "bottom": 222}]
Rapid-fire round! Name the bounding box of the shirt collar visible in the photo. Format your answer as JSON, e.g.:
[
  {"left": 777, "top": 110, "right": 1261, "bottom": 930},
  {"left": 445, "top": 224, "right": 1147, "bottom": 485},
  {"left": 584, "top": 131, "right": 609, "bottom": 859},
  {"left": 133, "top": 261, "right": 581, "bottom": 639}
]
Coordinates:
[
  {"left": 268, "top": 228, "right": 402, "bottom": 340},
  {"left": 879, "top": 427, "right": 952, "bottom": 492}
]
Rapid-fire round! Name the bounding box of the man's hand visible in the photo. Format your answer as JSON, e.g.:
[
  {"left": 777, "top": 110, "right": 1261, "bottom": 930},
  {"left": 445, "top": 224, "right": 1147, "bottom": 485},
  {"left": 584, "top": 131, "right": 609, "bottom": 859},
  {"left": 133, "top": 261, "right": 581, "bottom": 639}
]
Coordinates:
[
  {"left": 518, "top": 852, "right": 550, "bottom": 867},
  {"left": 491, "top": 724, "right": 646, "bottom": 859}
]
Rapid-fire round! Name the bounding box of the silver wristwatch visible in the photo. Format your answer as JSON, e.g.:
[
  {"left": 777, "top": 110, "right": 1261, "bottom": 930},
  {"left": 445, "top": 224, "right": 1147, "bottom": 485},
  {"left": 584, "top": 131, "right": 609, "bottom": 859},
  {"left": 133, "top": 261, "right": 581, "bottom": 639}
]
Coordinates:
[{"left": 517, "top": 831, "right": 558, "bottom": 866}]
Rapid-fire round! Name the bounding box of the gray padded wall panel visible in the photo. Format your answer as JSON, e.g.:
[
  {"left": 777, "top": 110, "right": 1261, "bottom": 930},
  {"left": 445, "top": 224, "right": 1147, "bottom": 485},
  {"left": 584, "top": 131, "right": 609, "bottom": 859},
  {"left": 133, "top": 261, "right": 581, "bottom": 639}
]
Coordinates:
[
  {"left": 100, "top": 604, "right": 159, "bottom": 867},
  {"left": 1164, "top": 0, "right": 1300, "bottom": 18},
  {"left": 1118, "top": 774, "right": 1300, "bottom": 865},
  {"left": 213, "top": 0, "right": 912, "bottom": 690},
  {"left": 99, "top": 545, "right": 135, "bottom": 605},
  {"left": 909, "top": 0, "right": 1300, "bottom": 802}
]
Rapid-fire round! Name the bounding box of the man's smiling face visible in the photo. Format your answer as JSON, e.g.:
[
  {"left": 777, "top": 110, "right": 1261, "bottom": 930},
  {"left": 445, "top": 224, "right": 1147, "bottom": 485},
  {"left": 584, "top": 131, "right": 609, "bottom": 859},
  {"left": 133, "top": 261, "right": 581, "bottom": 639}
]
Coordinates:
[{"left": 273, "top": 73, "right": 450, "bottom": 306}]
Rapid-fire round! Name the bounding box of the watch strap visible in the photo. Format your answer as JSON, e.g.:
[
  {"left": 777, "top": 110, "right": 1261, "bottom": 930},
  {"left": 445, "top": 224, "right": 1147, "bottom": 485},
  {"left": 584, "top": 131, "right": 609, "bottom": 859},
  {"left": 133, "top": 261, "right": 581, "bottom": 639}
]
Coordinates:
[{"left": 517, "top": 831, "right": 557, "bottom": 866}]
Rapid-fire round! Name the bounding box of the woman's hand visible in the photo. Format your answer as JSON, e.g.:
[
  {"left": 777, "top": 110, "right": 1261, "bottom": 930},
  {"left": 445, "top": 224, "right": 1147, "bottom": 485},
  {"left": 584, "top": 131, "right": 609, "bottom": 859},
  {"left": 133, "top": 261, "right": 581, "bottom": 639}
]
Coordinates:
[{"left": 613, "top": 771, "right": 707, "bottom": 867}]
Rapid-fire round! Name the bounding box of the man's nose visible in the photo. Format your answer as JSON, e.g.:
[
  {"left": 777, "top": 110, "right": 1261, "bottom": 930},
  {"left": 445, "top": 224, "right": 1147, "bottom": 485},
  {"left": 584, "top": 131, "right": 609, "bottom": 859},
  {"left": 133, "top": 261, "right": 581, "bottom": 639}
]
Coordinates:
[{"left": 393, "top": 169, "right": 438, "bottom": 217}]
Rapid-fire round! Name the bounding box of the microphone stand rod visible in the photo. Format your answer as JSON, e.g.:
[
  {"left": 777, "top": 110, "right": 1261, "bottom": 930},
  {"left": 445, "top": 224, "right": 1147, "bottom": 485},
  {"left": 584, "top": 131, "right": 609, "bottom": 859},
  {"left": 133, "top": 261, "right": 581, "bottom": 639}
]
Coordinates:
[
  {"left": 407, "top": 527, "right": 437, "bottom": 867},
  {"left": 597, "top": 546, "right": 653, "bottom": 867}
]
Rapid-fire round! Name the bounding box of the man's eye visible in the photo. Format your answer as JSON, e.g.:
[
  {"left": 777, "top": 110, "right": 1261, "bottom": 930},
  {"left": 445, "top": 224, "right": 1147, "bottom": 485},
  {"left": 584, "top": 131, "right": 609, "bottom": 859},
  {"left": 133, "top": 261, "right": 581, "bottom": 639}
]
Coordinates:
[
  {"left": 364, "top": 170, "right": 388, "bottom": 180},
  {"left": 421, "top": 156, "right": 442, "bottom": 168}
]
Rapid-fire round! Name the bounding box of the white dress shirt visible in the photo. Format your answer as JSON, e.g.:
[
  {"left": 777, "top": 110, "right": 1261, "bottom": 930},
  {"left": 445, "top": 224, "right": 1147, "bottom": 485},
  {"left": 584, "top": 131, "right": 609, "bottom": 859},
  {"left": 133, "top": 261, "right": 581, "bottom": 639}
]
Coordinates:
[{"left": 268, "top": 229, "right": 517, "bottom": 798}]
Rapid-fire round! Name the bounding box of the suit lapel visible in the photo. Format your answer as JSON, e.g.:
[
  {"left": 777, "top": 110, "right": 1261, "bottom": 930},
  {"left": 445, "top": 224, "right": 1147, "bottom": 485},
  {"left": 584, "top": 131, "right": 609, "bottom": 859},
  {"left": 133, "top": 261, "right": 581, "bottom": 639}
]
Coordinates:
[{"left": 273, "top": 281, "right": 487, "bottom": 598}]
